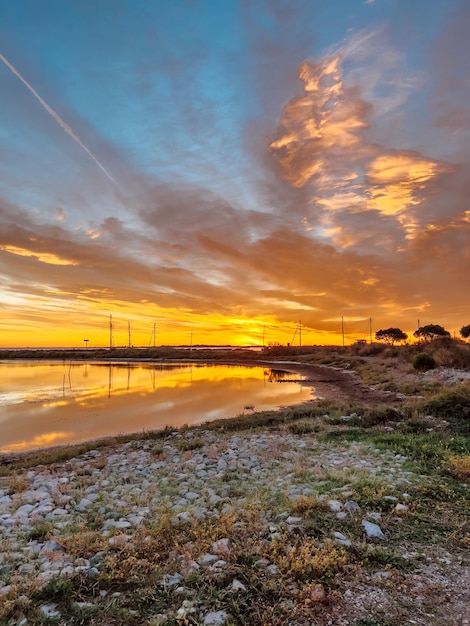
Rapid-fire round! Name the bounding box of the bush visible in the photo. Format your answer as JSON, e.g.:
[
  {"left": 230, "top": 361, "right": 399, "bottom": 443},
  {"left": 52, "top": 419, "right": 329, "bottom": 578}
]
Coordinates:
[
  {"left": 413, "top": 353, "right": 436, "bottom": 371},
  {"left": 429, "top": 339, "right": 470, "bottom": 369},
  {"left": 422, "top": 384, "right": 470, "bottom": 421}
]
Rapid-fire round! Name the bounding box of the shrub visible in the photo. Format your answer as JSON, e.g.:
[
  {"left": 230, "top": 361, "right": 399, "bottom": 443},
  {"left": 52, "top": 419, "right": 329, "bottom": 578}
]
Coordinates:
[
  {"left": 420, "top": 336, "right": 470, "bottom": 368},
  {"left": 413, "top": 353, "right": 436, "bottom": 371},
  {"left": 422, "top": 384, "right": 470, "bottom": 421}
]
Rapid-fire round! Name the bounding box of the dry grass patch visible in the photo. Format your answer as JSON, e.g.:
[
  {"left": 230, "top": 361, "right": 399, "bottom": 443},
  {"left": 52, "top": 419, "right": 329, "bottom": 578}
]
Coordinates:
[
  {"left": 290, "top": 495, "right": 327, "bottom": 515},
  {"left": 266, "top": 536, "right": 348, "bottom": 583},
  {"left": 64, "top": 530, "right": 107, "bottom": 558},
  {"left": 446, "top": 455, "right": 470, "bottom": 480}
]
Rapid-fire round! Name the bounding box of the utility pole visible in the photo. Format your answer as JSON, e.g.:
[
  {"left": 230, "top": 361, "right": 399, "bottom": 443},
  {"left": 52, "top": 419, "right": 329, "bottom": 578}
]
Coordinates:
[{"left": 109, "top": 314, "right": 113, "bottom": 350}]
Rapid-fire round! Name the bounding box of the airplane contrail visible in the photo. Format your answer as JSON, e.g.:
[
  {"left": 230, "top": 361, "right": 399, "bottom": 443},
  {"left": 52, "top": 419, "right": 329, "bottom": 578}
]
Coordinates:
[{"left": 0, "top": 53, "right": 119, "bottom": 188}]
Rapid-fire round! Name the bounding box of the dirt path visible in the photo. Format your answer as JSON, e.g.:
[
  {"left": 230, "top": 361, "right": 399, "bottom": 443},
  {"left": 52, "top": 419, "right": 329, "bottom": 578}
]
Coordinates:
[{"left": 261, "top": 360, "right": 403, "bottom": 404}]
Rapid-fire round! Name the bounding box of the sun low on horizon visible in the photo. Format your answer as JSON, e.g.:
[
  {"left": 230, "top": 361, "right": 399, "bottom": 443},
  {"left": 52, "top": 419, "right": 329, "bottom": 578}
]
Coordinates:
[{"left": 1, "top": 1, "right": 470, "bottom": 350}]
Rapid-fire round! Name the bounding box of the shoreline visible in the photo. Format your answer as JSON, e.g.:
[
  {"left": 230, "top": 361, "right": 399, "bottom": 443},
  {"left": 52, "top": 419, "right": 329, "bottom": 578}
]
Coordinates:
[{"left": 0, "top": 359, "right": 402, "bottom": 465}]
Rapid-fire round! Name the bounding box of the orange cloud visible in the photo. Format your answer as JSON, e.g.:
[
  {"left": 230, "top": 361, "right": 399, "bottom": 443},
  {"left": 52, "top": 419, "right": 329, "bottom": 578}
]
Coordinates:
[
  {"left": 0, "top": 244, "right": 79, "bottom": 266},
  {"left": 269, "top": 49, "right": 451, "bottom": 245},
  {"left": 366, "top": 152, "right": 448, "bottom": 215}
]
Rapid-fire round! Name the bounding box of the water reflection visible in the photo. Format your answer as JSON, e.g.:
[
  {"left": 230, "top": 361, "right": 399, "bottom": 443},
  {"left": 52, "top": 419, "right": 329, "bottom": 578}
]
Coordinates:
[{"left": 0, "top": 362, "right": 312, "bottom": 453}]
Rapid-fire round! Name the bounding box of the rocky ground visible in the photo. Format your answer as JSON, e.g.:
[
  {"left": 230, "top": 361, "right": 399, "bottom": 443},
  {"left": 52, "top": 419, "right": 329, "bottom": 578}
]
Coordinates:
[{"left": 0, "top": 359, "right": 469, "bottom": 625}]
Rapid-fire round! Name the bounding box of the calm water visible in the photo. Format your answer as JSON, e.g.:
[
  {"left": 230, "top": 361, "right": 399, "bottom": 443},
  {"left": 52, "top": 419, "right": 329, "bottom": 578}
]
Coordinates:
[{"left": 0, "top": 361, "right": 312, "bottom": 453}]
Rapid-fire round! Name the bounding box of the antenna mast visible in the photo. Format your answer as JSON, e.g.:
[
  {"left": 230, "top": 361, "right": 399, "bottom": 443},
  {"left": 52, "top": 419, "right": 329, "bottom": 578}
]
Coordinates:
[{"left": 109, "top": 314, "right": 113, "bottom": 350}]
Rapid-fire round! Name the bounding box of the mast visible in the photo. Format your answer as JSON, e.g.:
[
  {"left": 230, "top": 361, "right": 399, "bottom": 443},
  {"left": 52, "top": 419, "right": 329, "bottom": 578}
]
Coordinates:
[
  {"left": 369, "top": 317, "right": 372, "bottom": 344},
  {"left": 299, "top": 320, "right": 302, "bottom": 347},
  {"left": 128, "top": 322, "right": 131, "bottom": 348},
  {"left": 148, "top": 323, "right": 156, "bottom": 348},
  {"left": 109, "top": 314, "right": 113, "bottom": 350},
  {"left": 341, "top": 316, "right": 345, "bottom": 347}
]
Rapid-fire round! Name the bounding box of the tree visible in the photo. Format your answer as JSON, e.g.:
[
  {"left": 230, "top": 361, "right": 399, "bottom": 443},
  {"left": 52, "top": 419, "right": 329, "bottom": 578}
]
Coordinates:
[
  {"left": 460, "top": 324, "right": 470, "bottom": 340},
  {"left": 413, "top": 324, "right": 450, "bottom": 343},
  {"left": 375, "top": 328, "right": 408, "bottom": 345}
]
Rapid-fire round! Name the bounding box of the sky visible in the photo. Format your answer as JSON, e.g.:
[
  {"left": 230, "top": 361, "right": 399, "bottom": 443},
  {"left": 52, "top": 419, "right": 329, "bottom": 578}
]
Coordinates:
[{"left": 1, "top": 0, "right": 469, "bottom": 348}]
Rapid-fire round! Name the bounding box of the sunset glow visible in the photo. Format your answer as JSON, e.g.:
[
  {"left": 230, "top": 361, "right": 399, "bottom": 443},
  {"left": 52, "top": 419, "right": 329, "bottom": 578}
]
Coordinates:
[
  {"left": 1, "top": 1, "right": 469, "bottom": 348},
  {"left": 0, "top": 362, "right": 308, "bottom": 452}
]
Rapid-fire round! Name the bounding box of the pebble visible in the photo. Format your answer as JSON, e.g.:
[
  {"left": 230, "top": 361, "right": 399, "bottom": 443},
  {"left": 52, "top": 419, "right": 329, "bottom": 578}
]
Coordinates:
[
  {"left": 362, "top": 520, "right": 386, "bottom": 540},
  {"left": 333, "top": 531, "right": 352, "bottom": 547},
  {"left": 39, "top": 603, "right": 60, "bottom": 618},
  {"left": 0, "top": 429, "right": 415, "bottom": 604},
  {"left": 204, "top": 610, "right": 229, "bottom": 625}
]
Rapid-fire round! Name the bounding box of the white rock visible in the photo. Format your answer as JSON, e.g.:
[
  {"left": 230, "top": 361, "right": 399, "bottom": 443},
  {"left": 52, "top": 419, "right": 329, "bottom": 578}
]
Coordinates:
[
  {"left": 77, "top": 498, "right": 93, "bottom": 511},
  {"left": 211, "top": 538, "right": 231, "bottom": 554},
  {"left": 395, "top": 503, "right": 409, "bottom": 513},
  {"left": 204, "top": 610, "right": 229, "bottom": 625},
  {"left": 40, "top": 603, "right": 60, "bottom": 618},
  {"left": 15, "top": 504, "right": 35, "bottom": 517},
  {"left": 327, "top": 499, "right": 342, "bottom": 512},
  {"left": 41, "top": 540, "right": 65, "bottom": 553},
  {"left": 362, "top": 520, "right": 386, "bottom": 540},
  {"left": 163, "top": 573, "right": 182, "bottom": 587},
  {"left": 103, "top": 519, "right": 131, "bottom": 530},
  {"left": 231, "top": 579, "right": 247, "bottom": 592},
  {"left": 333, "top": 531, "right": 351, "bottom": 547},
  {"left": 0, "top": 495, "right": 12, "bottom": 510},
  {"left": 176, "top": 599, "right": 196, "bottom": 617},
  {"left": 199, "top": 554, "right": 219, "bottom": 566}
]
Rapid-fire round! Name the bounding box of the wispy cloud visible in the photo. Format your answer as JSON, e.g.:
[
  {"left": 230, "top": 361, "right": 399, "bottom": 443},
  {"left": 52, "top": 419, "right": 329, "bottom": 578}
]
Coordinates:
[{"left": 0, "top": 53, "right": 119, "bottom": 189}]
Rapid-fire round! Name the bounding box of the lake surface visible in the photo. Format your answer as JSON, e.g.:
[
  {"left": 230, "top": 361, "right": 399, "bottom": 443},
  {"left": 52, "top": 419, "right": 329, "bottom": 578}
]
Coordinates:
[{"left": 0, "top": 361, "right": 312, "bottom": 453}]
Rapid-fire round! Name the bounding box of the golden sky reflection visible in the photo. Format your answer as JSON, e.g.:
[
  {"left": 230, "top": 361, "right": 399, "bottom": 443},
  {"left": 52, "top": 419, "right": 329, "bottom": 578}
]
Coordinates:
[{"left": 0, "top": 362, "right": 311, "bottom": 452}]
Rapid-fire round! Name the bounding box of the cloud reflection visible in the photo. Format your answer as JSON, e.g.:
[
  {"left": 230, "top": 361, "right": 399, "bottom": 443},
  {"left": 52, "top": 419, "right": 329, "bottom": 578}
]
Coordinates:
[{"left": 0, "top": 362, "right": 308, "bottom": 452}]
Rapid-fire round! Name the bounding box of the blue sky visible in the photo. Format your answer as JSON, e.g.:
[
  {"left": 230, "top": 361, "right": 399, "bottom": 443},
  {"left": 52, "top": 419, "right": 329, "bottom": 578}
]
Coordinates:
[{"left": 1, "top": 0, "right": 469, "bottom": 347}]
